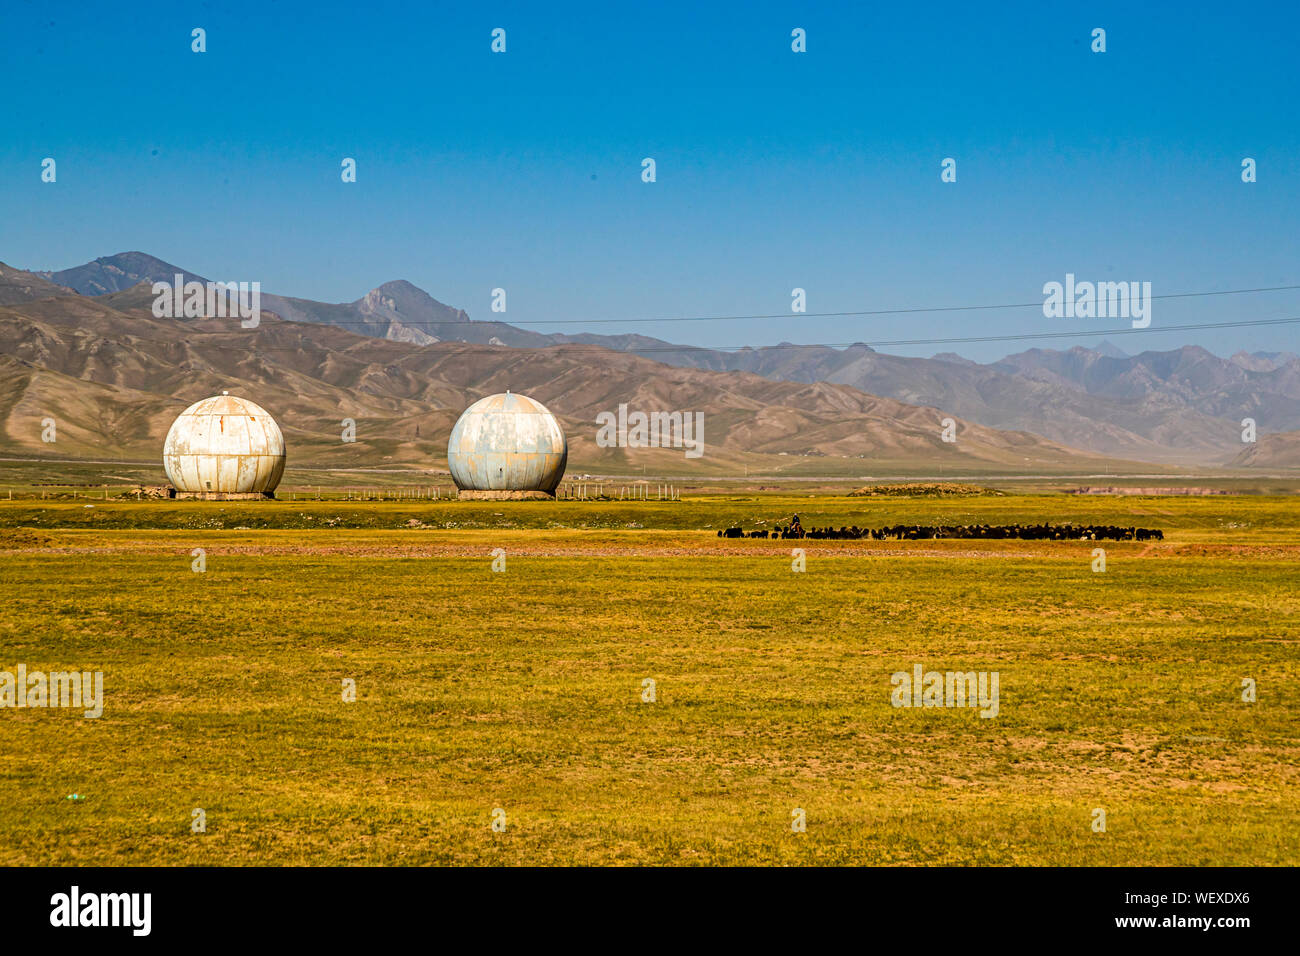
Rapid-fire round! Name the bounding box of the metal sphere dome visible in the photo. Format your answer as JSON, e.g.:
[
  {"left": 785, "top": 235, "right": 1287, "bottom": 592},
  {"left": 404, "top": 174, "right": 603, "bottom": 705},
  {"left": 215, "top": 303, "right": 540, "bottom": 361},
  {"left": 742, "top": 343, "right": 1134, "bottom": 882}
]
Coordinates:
[
  {"left": 447, "top": 392, "right": 567, "bottom": 492},
  {"left": 163, "top": 392, "right": 286, "bottom": 495}
]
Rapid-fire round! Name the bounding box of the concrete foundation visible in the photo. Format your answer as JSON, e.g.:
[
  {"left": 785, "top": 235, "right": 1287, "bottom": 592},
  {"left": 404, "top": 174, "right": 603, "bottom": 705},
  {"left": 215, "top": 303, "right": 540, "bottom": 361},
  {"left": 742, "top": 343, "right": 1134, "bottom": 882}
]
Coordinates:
[
  {"left": 456, "top": 489, "right": 555, "bottom": 501},
  {"left": 172, "top": 490, "right": 276, "bottom": 500}
]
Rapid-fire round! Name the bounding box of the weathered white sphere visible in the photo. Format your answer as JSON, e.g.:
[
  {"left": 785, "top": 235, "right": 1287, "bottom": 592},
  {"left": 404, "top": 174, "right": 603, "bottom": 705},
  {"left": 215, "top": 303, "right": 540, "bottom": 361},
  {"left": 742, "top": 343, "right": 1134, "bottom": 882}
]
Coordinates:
[
  {"left": 163, "top": 393, "right": 286, "bottom": 495},
  {"left": 447, "top": 392, "right": 567, "bottom": 492}
]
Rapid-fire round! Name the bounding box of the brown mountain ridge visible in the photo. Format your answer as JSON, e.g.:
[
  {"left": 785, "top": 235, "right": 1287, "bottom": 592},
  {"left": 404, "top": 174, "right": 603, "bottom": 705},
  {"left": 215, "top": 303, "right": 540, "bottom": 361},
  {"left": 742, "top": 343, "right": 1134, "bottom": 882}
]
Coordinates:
[
  {"left": 0, "top": 287, "right": 1143, "bottom": 477},
  {"left": 8, "top": 250, "right": 1297, "bottom": 470}
]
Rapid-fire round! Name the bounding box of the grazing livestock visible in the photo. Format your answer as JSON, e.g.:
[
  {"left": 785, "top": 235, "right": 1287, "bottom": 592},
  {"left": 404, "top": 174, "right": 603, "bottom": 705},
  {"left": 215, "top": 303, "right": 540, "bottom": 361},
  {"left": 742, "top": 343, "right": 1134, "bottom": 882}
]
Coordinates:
[{"left": 722, "top": 522, "right": 1163, "bottom": 542}]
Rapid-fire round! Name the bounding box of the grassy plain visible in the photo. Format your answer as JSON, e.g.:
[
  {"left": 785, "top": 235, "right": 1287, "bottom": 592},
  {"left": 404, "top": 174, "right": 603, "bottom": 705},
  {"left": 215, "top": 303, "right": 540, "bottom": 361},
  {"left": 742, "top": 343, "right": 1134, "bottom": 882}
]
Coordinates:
[{"left": 0, "top": 492, "right": 1297, "bottom": 865}]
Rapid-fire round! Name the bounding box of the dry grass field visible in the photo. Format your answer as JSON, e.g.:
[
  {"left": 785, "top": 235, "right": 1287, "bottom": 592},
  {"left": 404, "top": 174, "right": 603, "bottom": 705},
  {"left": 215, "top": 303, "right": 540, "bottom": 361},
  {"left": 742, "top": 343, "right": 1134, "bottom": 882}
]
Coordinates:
[{"left": 0, "top": 493, "right": 1297, "bottom": 865}]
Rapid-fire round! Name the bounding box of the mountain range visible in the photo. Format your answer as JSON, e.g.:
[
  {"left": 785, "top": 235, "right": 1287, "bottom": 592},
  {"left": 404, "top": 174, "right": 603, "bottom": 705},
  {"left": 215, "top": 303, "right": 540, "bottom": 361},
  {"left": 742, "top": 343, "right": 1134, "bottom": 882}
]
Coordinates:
[{"left": 3, "top": 251, "right": 1298, "bottom": 472}]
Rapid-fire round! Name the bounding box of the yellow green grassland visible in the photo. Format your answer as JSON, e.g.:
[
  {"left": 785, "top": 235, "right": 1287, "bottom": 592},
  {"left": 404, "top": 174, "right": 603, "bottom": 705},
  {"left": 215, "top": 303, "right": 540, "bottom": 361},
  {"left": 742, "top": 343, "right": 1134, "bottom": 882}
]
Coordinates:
[{"left": 0, "top": 493, "right": 1296, "bottom": 865}]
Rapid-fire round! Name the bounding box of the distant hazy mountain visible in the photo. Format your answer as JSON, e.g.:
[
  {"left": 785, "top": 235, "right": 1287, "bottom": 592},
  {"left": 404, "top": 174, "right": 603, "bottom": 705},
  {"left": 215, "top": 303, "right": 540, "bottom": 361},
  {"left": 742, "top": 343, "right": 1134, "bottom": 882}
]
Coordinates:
[
  {"left": 654, "top": 339, "right": 1300, "bottom": 465},
  {"left": 930, "top": 352, "right": 981, "bottom": 367},
  {"left": 33, "top": 252, "right": 557, "bottom": 348},
  {"left": 646, "top": 342, "right": 1290, "bottom": 466},
  {"left": 1230, "top": 350, "right": 1300, "bottom": 373},
  {"left": 993, "top": 345, "right": 1300, "bottom": 433},
  {"left": 260, "top": 279, "right": 558, "bottom": 348},
  {"left": 36, "top": 251, "right": 206, "bottom": 295}
]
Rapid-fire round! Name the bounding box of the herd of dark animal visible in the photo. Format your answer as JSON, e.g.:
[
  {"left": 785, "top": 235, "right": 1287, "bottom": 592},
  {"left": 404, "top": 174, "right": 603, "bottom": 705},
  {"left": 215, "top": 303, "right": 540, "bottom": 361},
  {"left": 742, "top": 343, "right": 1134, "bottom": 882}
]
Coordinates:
[{"left": 718, "top": 515, "right": 1164, "bottom": 541}]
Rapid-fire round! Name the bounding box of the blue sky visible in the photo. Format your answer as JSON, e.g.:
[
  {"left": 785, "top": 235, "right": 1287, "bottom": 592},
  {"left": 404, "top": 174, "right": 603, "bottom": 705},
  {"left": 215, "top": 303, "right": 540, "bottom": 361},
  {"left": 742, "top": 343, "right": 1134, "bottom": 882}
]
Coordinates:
[{"left": 3, "top": 0, "right": 1298, "bottom": 361}]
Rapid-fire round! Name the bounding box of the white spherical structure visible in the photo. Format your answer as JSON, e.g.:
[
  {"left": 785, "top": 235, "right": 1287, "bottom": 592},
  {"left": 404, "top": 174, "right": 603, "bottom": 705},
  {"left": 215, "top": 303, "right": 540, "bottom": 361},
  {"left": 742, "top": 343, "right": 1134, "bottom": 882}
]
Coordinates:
[
  {"left": 163, "top": 392, "right": 286, "bottom": 497},
  {"left": 447, "top": 392, "right": 567, "bottom": 495}
]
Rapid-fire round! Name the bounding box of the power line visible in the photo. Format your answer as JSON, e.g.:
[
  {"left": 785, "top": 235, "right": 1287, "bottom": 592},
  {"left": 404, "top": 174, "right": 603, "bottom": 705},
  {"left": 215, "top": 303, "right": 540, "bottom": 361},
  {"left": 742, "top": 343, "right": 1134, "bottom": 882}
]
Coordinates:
[
  {"left": 265, "top": 282, "right": 1300, "bottom": 328},
  {"left": 85, "top": 312, "right": 1300, "bottom": 355},
  {"left": 715, "top": 314, "right": 1300, "bottom": 352}
]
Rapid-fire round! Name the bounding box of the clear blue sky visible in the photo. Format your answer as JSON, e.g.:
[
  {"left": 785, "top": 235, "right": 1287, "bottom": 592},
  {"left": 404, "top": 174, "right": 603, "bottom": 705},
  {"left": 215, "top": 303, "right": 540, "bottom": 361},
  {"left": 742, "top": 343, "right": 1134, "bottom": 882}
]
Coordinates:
[{"left": 3, "top": 0, "right": 1298, "bottom": 361}]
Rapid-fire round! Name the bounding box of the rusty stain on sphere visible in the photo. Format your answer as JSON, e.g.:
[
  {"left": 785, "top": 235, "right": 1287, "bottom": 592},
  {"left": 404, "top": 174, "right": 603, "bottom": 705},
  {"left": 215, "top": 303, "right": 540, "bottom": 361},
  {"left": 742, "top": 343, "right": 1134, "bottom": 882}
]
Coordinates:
[
  {"left": 447, "top": 392, "right": 567, "bottom": 493},
  {"left": 163, "top": 392, "right": 286, "bottom": 495}
]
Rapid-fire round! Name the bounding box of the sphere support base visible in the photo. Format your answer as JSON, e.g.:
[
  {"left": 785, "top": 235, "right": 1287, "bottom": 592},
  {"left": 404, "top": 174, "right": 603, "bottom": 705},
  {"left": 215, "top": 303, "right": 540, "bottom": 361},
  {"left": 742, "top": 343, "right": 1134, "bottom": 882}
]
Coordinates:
[
  {"left": 456, "top": 489, "right": 555, "bottom": 501},
  {"left": 171, "top": 491, "right": 276, "bottom": 500}
]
